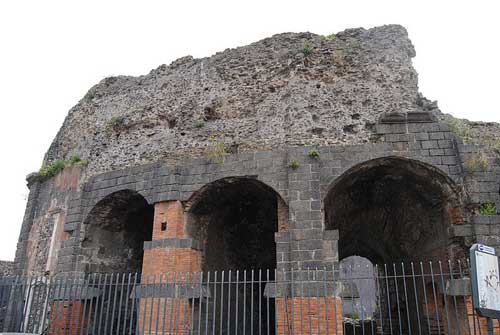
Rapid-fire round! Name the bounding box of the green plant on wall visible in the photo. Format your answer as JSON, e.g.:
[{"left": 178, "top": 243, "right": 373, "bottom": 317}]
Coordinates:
[
  {"left": 464, "top": 159, "right": 476, "bottom": 174},
  {"left": 332, "top": 49, "right": 344, "bottom": 66},
  {"left": 70, "top": 155, "right": 82, "bottom": 164},
  {"left": 494, "top": 141, "right": 500, "bottom": 151},
  {"left": 445, "top": 118, "right": 472, "bottom": 143},
  {"left": 207, "top": 134, "right": 229, "bottom": 163},
  {"left": 195, "top": 120, "right": 205, "bottom": 128},
  {"left": 39, "top": 160, "right": 66, "bottom": 179},
  {"left": 69, "top": 155, "right": 88, "bottom": 166},
  {"left": 479, "top": 202, "right": 497, "bottom": 216},
  {"left": 345, "top": 312, "right": 359, "bottom": 320},
  {"left": 107, "top": 116, "right": 125, "bottom": 130},
  {"left": 38, "top": 155, "right": 88, "bottom": 181},
  {"left": 326, "top": 33, "right": 337, "bottom": 41},
  {"left": 464, "top": 154, "right": 488, "bottom": 174},
  {"left": 483, "top": 133, "right": 500, "bottom": 152},
  {"left": 302, "top": 41, "right": 313, "bottom": 57},
  {"left": 308, "top": 149, "right": 320, "bottom": 159},
  {"left": 288, "top": 160, "right": 299, "bottom": 169}
]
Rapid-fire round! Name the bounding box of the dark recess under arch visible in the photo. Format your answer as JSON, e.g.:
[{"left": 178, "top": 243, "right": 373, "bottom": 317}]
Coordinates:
[
  {"left": 324, "top": 157, "right": 463, "bottom": 264},
  {"left": 82, "top": 190, "right": 154, "bottom": 273}
]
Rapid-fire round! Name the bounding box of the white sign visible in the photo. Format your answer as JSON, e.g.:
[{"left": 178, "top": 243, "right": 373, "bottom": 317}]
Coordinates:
[
  {"left": 475, "top": 250, "right": 500, "bottom": 311},
  {"left": 478, "top": 244, "right": 496, "bottom": 255}
]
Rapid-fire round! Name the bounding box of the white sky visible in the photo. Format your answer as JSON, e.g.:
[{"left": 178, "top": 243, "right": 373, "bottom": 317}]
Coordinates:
[{"left": 0, "top": 0, "right": 499, "bottom": 261}]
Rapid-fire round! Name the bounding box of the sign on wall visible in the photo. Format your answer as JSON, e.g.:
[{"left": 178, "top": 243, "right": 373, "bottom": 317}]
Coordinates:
[{"left": 471, "top": 244, "right": 500, "bottom": 318}]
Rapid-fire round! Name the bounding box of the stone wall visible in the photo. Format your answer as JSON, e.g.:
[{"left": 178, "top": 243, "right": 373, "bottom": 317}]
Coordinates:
[
  {"left": 0, "top": 260, "right": 14, "bottom": 276},
  {"left": 13, "top": 115, "right": 473, "bottom": 275},
  {"left": 44, "top": 25, "right": 424, "bottom": 178},
  {"left": 14, "top": 114, "right": 500, "bottom": 275},
  {"left": 13, "top": 165, "right": 82, "bottom": 275},
  {"left": 458, "top": 144, "right": 500, "bottom": 210}
]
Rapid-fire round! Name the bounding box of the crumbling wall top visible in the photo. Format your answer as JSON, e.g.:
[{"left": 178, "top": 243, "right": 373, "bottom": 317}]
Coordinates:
[{"left": 41, "top": 24, "right": 499, "bottom": 180}]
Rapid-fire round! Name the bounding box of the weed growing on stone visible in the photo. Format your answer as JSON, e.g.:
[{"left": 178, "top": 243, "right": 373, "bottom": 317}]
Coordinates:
[
  {"left": 495, "top": 141, "right": 500, "bottom": 151},
  {"left": 479, "top": 202, "right": 497, "bottom": 216},
  {"left": 332, "top": 49, "right": 344, "bottom": 66},
  {"left": 207, "top": 135, "right": 229, "bottom": 163},
  {"left": 302, "top": 42, "right": 313, "bottom": 56},
  {"left": 308, "top": 149, "right": 320, "bottom": 158},
  {"left": 195, "top": 120, "right": 205, "bottom": 128},
  {"left": 107, "top": 116, "right": 125, "bottom": 130},
  {"left": 38, "top": 155, "right": 88, "bottom": 181},
  {"left": 39, "top": 160, "right": 66, "bottom": 179},
  {"left": 345, "top": 312, "right": 360, "bottom": 320},
  {"left": 326, "top": 33, "right": 337, "bottom": 41},
  {"left": 465, "top": 153, "right": 488, "bottom": 174},
  {"left": 70, "top": 155, "right": 88, "bottom": 166},
  {"left": 288, "top": 160, "right": 299, "bottom": 169},
  {"left": 446, "top": 118, "right": 472, "bottom": 143},
  {"left": 483, "top": 134, "right": 500, "bottom": 152},
  {"left": 70, "top": 155, "right": 82, "bottom": 164}
]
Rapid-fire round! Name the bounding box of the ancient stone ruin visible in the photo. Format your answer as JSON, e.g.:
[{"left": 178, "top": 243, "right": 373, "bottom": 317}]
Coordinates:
[{"left": 4, "top": 24, "right": 500, "bottom": 334}]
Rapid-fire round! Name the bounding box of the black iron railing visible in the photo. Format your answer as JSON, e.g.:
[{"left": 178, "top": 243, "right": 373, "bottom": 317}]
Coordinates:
[{"left": 0, "top": 260, "right": 493, "bottom": 335}]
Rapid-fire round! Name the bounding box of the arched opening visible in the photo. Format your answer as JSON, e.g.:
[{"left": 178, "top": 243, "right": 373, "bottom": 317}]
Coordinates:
[
  {"left": 325, "top": 157, "right": 464, "bottom": 334},
  {"left": 187, "top": 177, "right": 286, "bottom": 335},
  {"left": 324, "top": 157, "right": 462, "bottom": 264},
  {"left": 187, "top": 177, "right": 285, "bottom": 271},
  {"left": 82, "top": 190, "right": 154, "bottom": 273}
]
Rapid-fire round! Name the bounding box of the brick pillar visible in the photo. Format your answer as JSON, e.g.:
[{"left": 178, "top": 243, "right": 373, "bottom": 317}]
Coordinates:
[
  {"left": 423, "top": 293, "right": 500, "bottom": 335},
  {"left": 276, "top": 297, "right": 343, "bottom": 335},
  {"left": 48, "top": 301, "right": 88, "bottom": 335},
  {"left": 461, "top": 296, "right": 500, "bottom": 335},
  {"left": 139, "top": 200, "right": 202, "bottom": 335}
]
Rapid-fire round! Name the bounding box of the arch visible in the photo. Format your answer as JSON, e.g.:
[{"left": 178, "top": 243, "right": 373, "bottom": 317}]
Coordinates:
[
  {"left": 186, "top": 177, "right": 288, "bottom": 270},
  {"left": 324, "top": 156, "right": 463, "bottom": 264},
  {"left": 186, "top": 176, "right": 288, "bottom": 212},
  {"left": 185, "top": 177, "right": 286, "bottom": 335},
  {"left": 81, "top": 189, "right": 154, "bottom": 273}
]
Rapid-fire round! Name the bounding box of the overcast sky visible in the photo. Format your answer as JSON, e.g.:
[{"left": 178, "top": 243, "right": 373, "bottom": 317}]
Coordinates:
[{"left": 0, "top": 0, "right": 499, "bottom": 261}]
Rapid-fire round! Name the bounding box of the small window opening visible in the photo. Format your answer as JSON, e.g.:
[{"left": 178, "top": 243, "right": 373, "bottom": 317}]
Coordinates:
[{"left": 161, "top": 221, "right": 167, "bottom": 231}]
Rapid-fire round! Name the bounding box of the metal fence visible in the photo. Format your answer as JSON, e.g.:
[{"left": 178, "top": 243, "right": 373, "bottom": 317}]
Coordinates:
[{"left": 0, "top": 260, "right": 494, "bottom": 335}]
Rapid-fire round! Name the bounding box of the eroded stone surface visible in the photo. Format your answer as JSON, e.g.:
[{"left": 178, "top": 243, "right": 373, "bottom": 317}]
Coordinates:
[
  {"left": 45, "top": 24, "right": 422, "bottom": 178},
  {"left": 0, "top": 260, "right": 14, "bottom": 276}
]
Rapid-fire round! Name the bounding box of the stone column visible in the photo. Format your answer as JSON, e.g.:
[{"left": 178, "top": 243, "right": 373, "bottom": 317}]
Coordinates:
[{"left": 139, "top": 200, "right": 202, "bottom": 335}]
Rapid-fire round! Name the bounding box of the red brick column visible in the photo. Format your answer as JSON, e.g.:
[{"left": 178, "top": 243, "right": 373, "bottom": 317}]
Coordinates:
[
  {"left": 462, "top": 296, "right": 500, "bottom": 335},
  {"left": 139, "top": 200, "right": 202, "bottom": 335},
  {"left": 423, "top": 293, "right": 500, "bottom": 335},
  {"left": 276, "top": 297, "right": 343, "bottom": 335},
  {"left": 48, "top": 301, "right": 88, "bottom": 335}
]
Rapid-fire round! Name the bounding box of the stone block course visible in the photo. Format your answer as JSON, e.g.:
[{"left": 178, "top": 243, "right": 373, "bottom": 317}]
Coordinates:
[{"left": 421, "top": 140, "right": 439, "bottom": 149}]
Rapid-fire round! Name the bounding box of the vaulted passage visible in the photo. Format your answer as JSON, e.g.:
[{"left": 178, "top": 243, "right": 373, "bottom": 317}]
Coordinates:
[
  {"left": 188, "top": 177, "right": 283, "bottom": 272},
  {"left": 82, "top": 190, "right": 154, "bottom": 273},
  {"left": 324, "top": 157, "right": 462, "bottom": 264},
  {"left": 325, "top": 157, "right": 464, "bottom": 334},
  {"left": 187, "top": 177, "right": 286, "bottom": 335}
]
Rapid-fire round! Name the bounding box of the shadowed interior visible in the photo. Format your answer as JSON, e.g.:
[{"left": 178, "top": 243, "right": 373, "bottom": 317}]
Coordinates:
[
  {"left": 325, "top": 157, "right": 460, "bottom": 264},
  {"left": 187, "top": 177, "right": 280, "bottom": 335},
  {"left": 82, "top": 190, "right": 154, "bottom": 273},
  {"left": 188, "top": 177, "right": 278, "bottom": 271}
]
